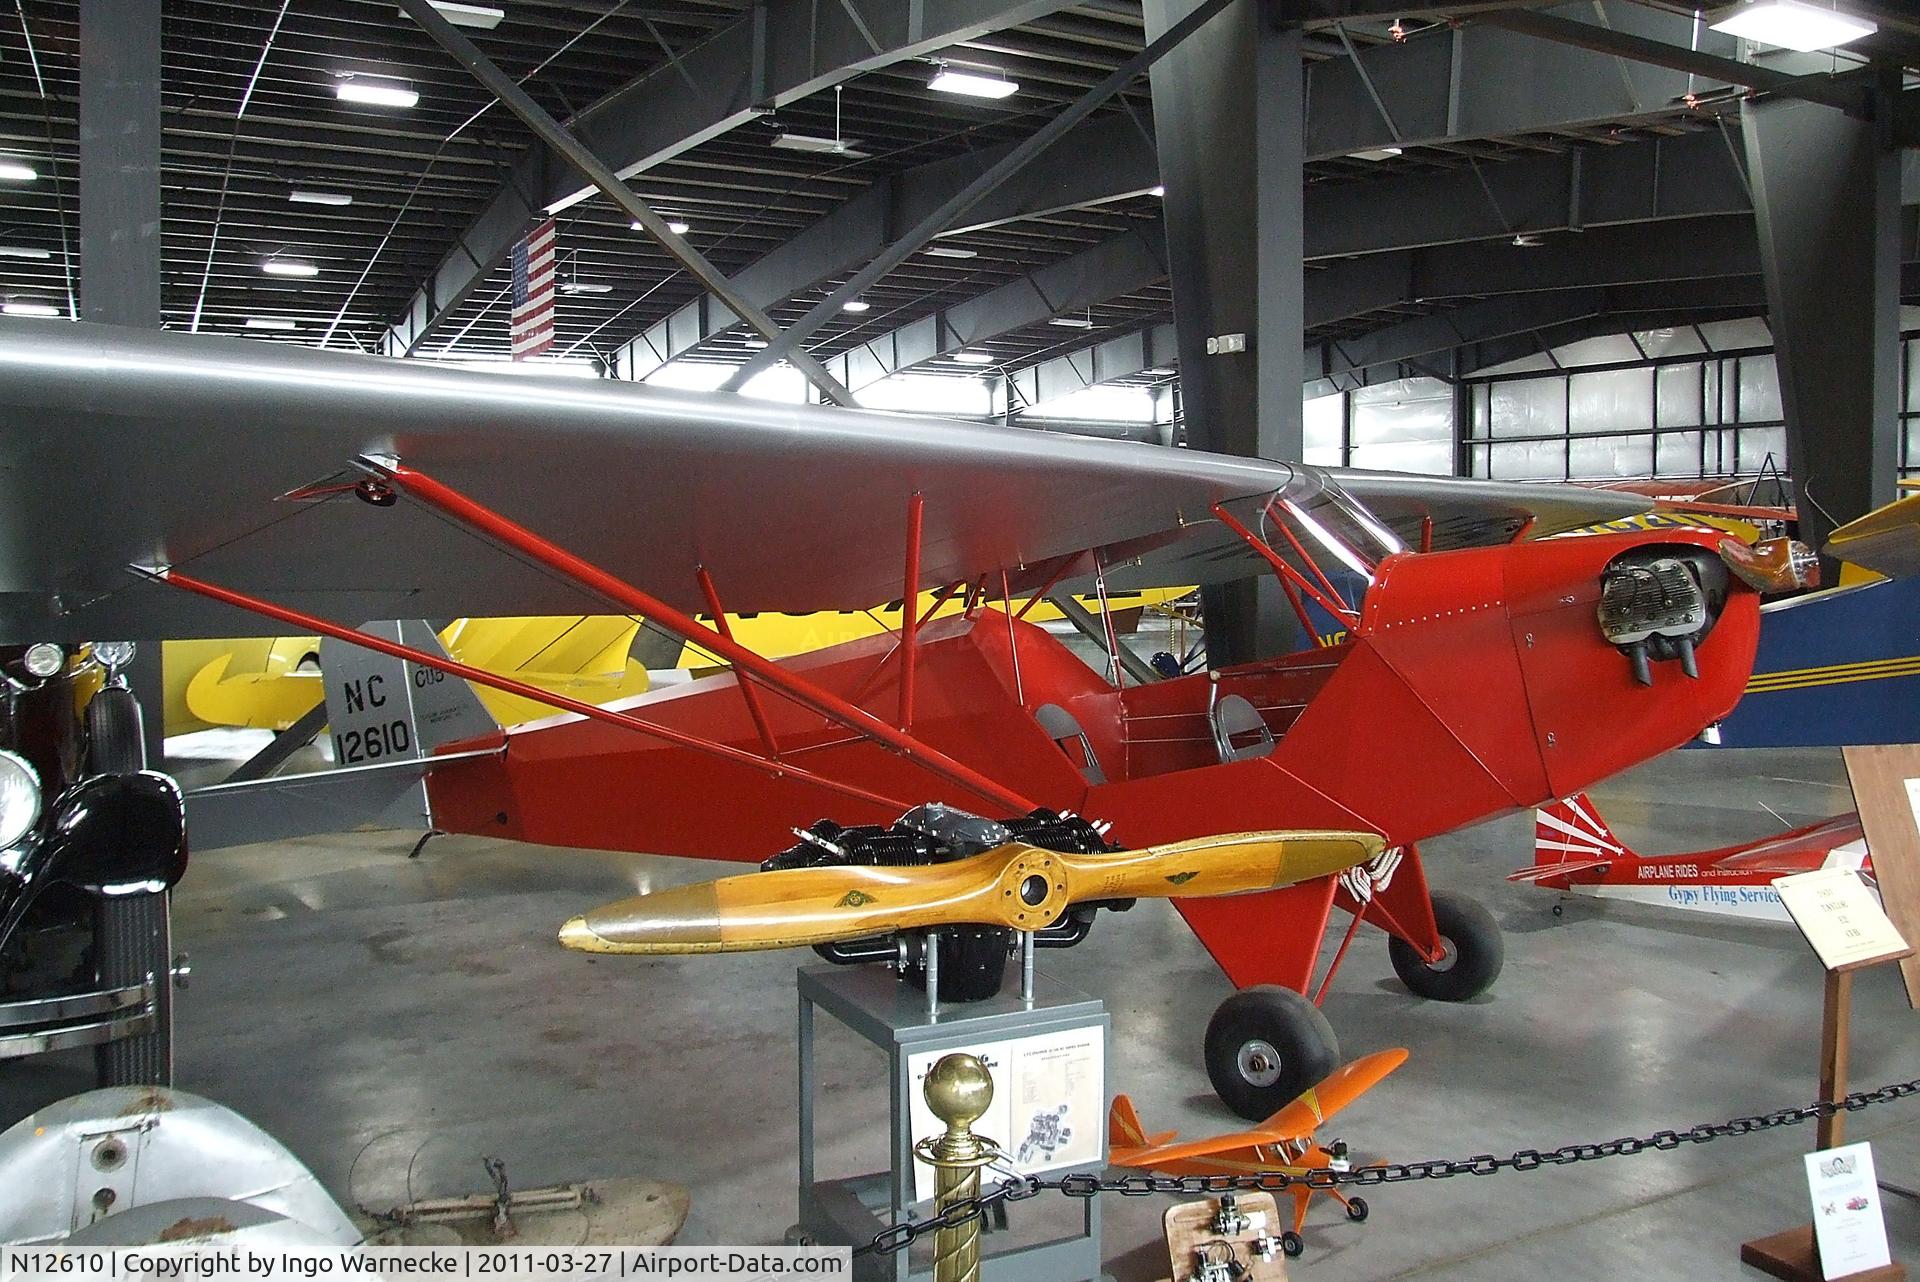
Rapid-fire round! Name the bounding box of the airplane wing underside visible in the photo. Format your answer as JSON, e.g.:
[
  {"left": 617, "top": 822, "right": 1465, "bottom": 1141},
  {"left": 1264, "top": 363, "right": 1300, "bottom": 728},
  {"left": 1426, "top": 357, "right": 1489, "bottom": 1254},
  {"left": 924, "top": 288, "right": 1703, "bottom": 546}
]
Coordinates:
[{"left": 0, "top": 320, "right": 1651, "bottom": 642}]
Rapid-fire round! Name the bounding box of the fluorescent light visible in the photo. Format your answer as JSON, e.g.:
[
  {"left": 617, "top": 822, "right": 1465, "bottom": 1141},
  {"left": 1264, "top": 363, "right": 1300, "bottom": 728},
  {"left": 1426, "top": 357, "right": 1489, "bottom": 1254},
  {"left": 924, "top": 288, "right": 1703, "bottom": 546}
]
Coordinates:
[
  {"left": 1709, "top": 0, "right": 1875, "bottom": 50},
  {"left": 741, "top": 338, "right": 769, "bottom": 349},
  {"left": 953, "top": 351, "right": 993, "bottom": 365},
  {"left": 558, "top": 281, "right": 612, "bottom": 295},
  {"left": 929, "top": 67, "right": 1019, "bottom": 99},
  {"left": 1148, "top": 185, "right": 1166, "bottom": 197},
  {"left": 1354, "top": 146, "right": 1404, "bottom": 161},
  {"left": 1511, "top": 234, "right": 1544, "bottom": 248},
  {"left": 1049, "top": 317, "right": 1094, "bottom": 329},
  {"left": 0, "top": 246, "right": 51, "bottom": 259},
  {"left": 290, "top": 189, "right": 352, "bottom": 206},
  {"left": 841, "top": 299, "right": 871, "bottom": 313},
  {"left": 405, "top": 1, "right": 505, "bottom": 28},
  {"left": 261, "top": 258, "right": 319, "bottom": 277},
  {"left": 335, "top": 78, "right": 419, "bottom": 108},
  {"left": 770, "top": 133, "right": 870, "bottom": 158},
  {"left": 3, "top": 302, "right": 59, "bottom": 317},
  {"left": 245, "top": 317, "right": 298, "bottom": 330},
  {"left": 631, "top": 219, "right": 692, "bottom": 235},
  {"left": 924, "top": 245, "right": 979, "bottom": 259},
  {"left": 0, "top": 162, "right": 37, "bottom": 182}
]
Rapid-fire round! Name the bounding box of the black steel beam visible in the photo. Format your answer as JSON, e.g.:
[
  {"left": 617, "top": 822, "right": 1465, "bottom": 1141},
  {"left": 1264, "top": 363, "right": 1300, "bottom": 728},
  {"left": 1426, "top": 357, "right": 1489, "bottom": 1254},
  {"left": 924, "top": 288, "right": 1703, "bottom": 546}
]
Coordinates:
[
  {"left": 1744, "top": 88, "right": 1904, "bottom": 555},
  {"left": 1007, "top": 322, "right": 1178, "bottom": 408},
  {"left": 385, "top": 0, "right": 1084, "bottom": 355},
  {"left": 718, "top": 0, "right": 1239, "bottom": 392},
  {"left": 79, "top": 0, "right": 160, "bottom": 327},
  {"left": 399, "top": 0, "right": 857, "bottom": 405}
]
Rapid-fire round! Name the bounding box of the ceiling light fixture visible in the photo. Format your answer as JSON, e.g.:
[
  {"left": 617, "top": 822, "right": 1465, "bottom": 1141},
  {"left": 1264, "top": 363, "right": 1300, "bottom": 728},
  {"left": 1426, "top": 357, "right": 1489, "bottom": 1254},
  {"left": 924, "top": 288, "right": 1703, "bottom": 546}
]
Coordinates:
[
  {"left": 1708, "top": 0, "right": 1876, "bottom": 51},
  {"left": 558, "top": 281, "right": 612, "bottom": 295},
  {"left": 335, "top": 77, "right": 420, "bottom": 109},
  {"left": 631, "top": 219, "right": 691, "bottom": 235},
  {"left": 0, "top": 161, "right": 37, "bottom": 182},
  {"left": 1148, "top": 185, "right": 1166, "bottom": 197},
  {"left": 290, "top": 189, "right": 353, "bottom": 206},
  {"left": 924, "top": 245, "right": 979, "bottom": 259},
  {"left": 406, "top": 0, "right": 505, "bottom": 28},
  {"left": 841, "top": 299, "right": 871, "bottom": 313},
  {"left": 953, "top": 351, "right": 994, "bottom": 365},
  {"left": 1511, "top": 233, "right": 1545, "bottom": 247},
  {"left": 1049, "top": 316, "right": 1094, "bottom": 329},
  {"left": 245, "top": 317, "right": 298, "bottom": 330},
  {"left": 0, "top": 246, "right": 51, "bottom": 259},
  {"left": 1353, "top": 146, "right": 1404, "bottom": 161},
  {"left": 929, "top": 63, "right": 1019, "bottom": 99},
  {"left": 3, "top": 302, "right": 59, "bottom": 317},
  {"left": 262, "top": 258, "right": 320, "bottom": 277}
]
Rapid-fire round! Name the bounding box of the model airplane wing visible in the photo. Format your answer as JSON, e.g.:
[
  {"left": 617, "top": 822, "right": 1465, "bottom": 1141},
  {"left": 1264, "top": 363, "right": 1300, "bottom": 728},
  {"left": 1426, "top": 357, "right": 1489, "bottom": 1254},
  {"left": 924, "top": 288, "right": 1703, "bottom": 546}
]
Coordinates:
[
  {"left": 0, "top": 320, "right": 1651, "bottom": 643},
  {"left": 557, "top": 829, "right": 1383, "bottom": 954}
]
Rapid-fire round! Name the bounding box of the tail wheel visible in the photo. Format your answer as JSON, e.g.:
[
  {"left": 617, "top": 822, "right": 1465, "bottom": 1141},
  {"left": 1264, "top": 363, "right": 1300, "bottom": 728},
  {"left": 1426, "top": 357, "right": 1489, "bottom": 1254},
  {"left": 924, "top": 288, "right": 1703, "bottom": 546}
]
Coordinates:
[
  {"left": 1345, "top": 1196, "right": 1369, "bottom": 1223},
  {"left": 1279, "top": 1231, "right": 1304, "bottom": 1258},
  {"left": 1387, "top": 890, "right": 1503, "bottom": 1002},
  {"left": 86, "top": 684, "right": 175, "bottom": 1088},
  {"left": 1203, "top": 985, "right": 1339, "bottom": 1122}
]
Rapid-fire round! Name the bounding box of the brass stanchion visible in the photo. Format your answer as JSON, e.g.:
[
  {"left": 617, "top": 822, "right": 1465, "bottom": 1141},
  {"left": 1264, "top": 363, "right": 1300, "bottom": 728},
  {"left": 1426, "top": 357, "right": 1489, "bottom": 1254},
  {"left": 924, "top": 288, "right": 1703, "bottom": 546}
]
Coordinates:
[{"left": 915, "top": 1053, "right": 1002, "bottom": 1282}]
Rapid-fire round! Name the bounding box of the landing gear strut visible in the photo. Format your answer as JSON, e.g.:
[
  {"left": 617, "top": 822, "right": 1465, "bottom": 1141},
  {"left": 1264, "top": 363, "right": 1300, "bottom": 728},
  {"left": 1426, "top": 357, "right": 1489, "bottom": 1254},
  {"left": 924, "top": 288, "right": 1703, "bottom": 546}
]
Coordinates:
[{"left": 1203, "top": 985, "right": 1339, "bottom": 1122}]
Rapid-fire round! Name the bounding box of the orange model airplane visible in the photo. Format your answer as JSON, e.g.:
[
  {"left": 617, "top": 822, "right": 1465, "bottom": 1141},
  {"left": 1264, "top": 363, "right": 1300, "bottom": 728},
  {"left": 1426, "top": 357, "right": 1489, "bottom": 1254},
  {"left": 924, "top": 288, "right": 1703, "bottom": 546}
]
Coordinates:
[{"left": 1108, "top": 1048, "right": 1409, "bottom": 1258}]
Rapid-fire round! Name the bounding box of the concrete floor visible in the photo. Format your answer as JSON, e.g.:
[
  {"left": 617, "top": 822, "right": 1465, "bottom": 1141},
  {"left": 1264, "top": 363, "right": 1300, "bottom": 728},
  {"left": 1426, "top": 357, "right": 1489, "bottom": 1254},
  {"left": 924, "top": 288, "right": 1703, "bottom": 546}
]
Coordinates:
[{"left": 4, "top": 743, "right": 1917, "bottom": 1279}]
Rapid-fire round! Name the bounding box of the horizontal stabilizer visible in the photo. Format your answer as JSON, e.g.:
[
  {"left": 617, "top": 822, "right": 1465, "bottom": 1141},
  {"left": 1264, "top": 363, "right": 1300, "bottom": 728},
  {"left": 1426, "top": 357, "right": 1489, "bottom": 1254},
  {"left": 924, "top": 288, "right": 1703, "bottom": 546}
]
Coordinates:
[{"left": 1508, "top": 859, "right": 1612, "bottom": 883}]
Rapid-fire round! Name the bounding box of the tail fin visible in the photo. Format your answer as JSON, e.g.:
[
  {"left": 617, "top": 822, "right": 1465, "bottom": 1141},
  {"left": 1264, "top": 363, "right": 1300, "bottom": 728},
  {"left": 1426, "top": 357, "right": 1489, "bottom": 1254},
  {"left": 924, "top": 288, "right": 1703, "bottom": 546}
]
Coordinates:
[
  {"left": 320, "top": 620, "right": 498, "bottom": 762},
  {"left": 1109, "top": 1095, "right": 1146, "bottom": 1150},
  {"left": 186, "top": 622, "right": 501, "bottom": 851},
  {"left": 1534, "top": 793, "right": 1635, "bottom": 864},
  {"left": 1509, "top": 792, "right": 1633, "bottom": 883}
]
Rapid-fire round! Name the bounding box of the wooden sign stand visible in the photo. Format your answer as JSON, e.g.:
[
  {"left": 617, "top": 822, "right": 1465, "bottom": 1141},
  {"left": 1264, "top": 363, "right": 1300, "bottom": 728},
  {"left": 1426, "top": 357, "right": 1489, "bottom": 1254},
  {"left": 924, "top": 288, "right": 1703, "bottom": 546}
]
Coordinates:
[{"left": 1740, "top": 951, "right": 1910, "bottom": 1282}]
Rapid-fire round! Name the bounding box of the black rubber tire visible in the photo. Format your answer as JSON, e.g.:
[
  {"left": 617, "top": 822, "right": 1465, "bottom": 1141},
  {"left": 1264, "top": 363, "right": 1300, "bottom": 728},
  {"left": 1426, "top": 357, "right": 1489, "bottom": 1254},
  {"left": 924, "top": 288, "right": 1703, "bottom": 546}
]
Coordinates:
[
  {"left": 1203, "top": 985, "right": 1340, "bottom": 1122},
  {"left": 1346, "top": 1197, "right": 1369, "bottom": 1223},
  {"left": 87, "top": 685, "right": 145, "bottom": 773},
  {"left": 86, "top": 684, "right": 175, "bottom": 1087},
  {"left": 1280, "top": 1231, "right": 1304, "bottom": 1258},
  {"left": 1387, "top": 890, "right": 1504, "bottom": 1002}
]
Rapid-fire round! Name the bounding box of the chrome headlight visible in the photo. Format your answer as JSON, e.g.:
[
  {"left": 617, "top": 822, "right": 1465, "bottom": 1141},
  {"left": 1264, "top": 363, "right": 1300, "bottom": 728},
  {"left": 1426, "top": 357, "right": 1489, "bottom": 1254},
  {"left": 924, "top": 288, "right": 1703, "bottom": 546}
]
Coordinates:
[
  {"left": 22, "top": 642, "right": 63, "bottom": 679},
  {"left": 91, "top": 640, "right": 137, "bottom": 674},
  {"left": 0, "top": 749, "right": 40, "bottom": 849}
]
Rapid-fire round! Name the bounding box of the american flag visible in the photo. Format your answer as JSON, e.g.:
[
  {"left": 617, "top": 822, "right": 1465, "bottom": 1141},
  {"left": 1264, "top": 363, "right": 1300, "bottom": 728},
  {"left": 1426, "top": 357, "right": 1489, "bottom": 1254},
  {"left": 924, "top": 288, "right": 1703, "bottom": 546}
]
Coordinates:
[{"left": 509, "top": 217, "right": 557, "bottom": 360}]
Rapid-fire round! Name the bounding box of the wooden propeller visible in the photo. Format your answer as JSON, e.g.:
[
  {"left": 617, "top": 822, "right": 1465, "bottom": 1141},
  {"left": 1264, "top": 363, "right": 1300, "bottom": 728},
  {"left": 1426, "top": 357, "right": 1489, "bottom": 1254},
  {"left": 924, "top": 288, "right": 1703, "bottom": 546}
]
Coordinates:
[{"left": 558, "top": 829, "right": 1384, "bottom": 955}]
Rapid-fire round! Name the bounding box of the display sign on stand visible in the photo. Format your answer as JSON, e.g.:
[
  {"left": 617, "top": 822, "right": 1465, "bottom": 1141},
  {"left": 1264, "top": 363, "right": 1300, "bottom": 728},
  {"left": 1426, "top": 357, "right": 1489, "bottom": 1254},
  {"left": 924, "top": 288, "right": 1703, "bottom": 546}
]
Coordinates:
[{"left": 1739, "top": 822, "right": 1912, "bottom": 1281}]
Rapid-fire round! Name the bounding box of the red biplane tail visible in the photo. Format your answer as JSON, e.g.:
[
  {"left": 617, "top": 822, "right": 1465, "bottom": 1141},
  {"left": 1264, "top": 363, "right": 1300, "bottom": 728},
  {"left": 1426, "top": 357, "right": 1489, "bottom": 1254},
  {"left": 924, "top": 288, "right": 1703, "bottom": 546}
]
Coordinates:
[{"left": 1511, "top": 792, "right": 1629, "bottom": 882}]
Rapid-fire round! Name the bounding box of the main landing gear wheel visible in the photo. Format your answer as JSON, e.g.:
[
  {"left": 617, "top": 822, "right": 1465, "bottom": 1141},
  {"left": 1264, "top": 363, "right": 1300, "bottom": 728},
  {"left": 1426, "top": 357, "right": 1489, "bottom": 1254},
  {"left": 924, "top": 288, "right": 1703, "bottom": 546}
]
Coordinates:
[
  {"left": 1203, "top": 985, "right": 1339, "bottom": 1122},
  {"left": 1387, "top": 890, "right": 1503, "bottom": 1003}
]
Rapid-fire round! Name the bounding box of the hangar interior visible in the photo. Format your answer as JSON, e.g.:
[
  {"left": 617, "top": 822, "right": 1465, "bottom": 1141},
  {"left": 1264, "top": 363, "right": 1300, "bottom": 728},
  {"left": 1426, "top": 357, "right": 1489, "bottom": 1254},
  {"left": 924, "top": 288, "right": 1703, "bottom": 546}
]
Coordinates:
[{"left": 2, "top": 0, "right": 1919, "bottom": 1279}]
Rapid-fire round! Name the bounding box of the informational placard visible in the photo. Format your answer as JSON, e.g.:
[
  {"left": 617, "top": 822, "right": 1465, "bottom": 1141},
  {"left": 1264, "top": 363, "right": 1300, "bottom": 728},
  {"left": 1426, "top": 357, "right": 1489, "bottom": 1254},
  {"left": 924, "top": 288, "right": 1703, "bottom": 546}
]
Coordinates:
[
  {"left": 907, "top": 1027, "right": 1104, "bottom": 1201},
  {"left": 1804, "top": 1142, "right": 1892, "bottom": 1278},
  {"left": 1772, "top": 868, "right": 1911, "bottom": 972}
]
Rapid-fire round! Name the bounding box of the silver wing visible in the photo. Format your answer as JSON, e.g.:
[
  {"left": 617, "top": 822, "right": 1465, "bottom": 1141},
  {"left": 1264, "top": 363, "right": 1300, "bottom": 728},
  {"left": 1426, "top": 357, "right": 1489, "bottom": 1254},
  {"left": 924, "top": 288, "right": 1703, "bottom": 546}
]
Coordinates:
[{"left": 0, "top": 320, "right": 1649, "bottom": 641}]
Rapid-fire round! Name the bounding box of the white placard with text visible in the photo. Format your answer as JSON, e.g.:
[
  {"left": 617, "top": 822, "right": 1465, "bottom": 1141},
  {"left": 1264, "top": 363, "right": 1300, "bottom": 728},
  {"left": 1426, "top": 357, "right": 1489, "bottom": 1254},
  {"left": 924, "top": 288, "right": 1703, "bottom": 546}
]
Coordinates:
[
  {"left": 1772, "top": 868, "right": 1910, "bottom": 971},
  {"left": 1805, "top": 1142, "right": 1892, "bottom": 1278}
]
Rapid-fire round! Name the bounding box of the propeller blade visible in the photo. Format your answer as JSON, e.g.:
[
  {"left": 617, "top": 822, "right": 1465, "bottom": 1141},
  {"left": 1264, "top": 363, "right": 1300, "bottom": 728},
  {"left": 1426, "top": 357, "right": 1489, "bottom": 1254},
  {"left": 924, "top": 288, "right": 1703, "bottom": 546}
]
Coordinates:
[{"left": 559, "top": 829, "right": 1382, "bottom": 955}]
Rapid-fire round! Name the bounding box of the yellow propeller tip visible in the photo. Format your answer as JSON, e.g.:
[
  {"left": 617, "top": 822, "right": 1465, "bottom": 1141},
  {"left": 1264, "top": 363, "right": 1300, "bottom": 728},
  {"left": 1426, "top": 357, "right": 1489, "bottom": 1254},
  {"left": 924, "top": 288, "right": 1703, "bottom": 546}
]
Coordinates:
[{"left": 557, "top": 914, "right": 608, "bottom": 952}]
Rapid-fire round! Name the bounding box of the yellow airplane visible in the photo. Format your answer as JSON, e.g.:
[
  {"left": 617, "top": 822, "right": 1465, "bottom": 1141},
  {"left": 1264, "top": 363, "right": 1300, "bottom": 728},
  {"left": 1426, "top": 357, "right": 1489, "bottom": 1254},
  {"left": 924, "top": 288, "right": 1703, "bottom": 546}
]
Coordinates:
[{"left": 162, "top": 589, "right": 1185, "bottom": 736}]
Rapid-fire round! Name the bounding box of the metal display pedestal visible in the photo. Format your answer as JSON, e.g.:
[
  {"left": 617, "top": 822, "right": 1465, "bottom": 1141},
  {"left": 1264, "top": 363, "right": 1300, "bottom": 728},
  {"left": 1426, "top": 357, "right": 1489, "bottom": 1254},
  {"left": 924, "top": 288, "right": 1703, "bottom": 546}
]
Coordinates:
[{"left": 795, "top": 963, "right": 1109, "bottom": 1282}]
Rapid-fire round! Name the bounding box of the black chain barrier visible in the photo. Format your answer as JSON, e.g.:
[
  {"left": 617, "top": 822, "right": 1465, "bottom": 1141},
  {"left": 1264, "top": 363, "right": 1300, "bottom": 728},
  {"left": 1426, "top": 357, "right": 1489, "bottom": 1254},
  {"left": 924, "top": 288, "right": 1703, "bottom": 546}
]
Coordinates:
[{"left": 855, "top": 1076, "right": 1920, "bottom": 1257}]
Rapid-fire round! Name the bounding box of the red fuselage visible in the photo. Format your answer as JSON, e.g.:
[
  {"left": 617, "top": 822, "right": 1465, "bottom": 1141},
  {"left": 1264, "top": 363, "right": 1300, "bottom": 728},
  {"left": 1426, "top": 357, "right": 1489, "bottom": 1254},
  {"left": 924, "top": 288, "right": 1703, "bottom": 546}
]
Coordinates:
[{"left": 425, "top": 527, "right": 1760, "bottom": 985}]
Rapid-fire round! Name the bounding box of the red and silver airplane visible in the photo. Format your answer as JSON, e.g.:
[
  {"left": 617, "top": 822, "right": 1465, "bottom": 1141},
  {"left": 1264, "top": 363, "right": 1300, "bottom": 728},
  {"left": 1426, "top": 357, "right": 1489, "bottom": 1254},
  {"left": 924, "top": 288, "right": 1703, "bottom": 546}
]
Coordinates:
[
  {"left": 0, "top": 320, "right": 1811, "bottom": 1118},
  {"left": 1516, "top": 793, "right": 1871, "bottom": 922}
]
